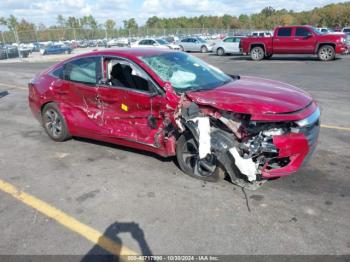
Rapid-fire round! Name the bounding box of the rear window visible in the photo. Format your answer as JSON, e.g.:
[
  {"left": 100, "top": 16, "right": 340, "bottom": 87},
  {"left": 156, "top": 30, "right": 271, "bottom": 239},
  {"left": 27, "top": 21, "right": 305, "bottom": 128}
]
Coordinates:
[{"left": 277, "top": 28, "right": 292, "bottom": 37}]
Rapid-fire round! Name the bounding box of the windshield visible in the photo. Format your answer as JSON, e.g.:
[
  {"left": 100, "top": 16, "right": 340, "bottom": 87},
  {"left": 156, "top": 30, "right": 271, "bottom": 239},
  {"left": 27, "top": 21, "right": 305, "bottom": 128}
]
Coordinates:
[
  {"left": 311, "top": 27, "right": 321, "bottom": 35},
  {"left": 343, "top": 28, "right": 350, "bottom": 33},
  {"left": 140, "top": 52, "right": 231, "bottom": 92},
  {"left": 156, "top": 39, "right": 168, "bottom": 45}
]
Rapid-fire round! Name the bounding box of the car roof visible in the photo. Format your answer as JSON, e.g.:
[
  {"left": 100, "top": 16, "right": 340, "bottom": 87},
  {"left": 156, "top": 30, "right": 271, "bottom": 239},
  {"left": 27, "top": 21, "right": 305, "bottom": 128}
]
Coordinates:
[{"left": 60, "top": 48, "right": 176, "bottom": 63}]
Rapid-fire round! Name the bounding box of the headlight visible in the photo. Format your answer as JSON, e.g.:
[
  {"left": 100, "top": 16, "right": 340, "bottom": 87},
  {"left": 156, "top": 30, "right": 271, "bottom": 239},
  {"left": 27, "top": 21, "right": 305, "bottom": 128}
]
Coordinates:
[
  {"left": 262, "top": 128, "right": 284, "bottom": 136},
  {"left": 295, "top": 107, "right": 320, "bottom": 127}
]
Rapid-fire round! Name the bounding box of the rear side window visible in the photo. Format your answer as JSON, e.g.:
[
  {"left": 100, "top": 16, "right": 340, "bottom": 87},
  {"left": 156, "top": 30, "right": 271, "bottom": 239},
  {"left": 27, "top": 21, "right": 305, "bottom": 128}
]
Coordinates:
[
  {"left": 296, "top": 27, "right": 311, "bottom": 37},
  {"left": 52, "top": 67, "right": 63, "bottom": 79},
  {"left": 277, "top": 28, "right": 292, "bottom": 37},
  {"left": 139, "top": 40, "right": 147, "bottom": 45},
  {"left": 64, "top": 57, "right": 101, "bottom": 85},
  {"left": 224, "top": 38, "right": 233, "bottom": 42}
]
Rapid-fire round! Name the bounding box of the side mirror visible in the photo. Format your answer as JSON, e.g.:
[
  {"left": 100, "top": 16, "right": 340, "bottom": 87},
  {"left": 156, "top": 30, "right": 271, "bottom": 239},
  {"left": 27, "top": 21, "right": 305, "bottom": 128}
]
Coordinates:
[{"left": 305, "top": 32, "right": 313, "bottom": 38}]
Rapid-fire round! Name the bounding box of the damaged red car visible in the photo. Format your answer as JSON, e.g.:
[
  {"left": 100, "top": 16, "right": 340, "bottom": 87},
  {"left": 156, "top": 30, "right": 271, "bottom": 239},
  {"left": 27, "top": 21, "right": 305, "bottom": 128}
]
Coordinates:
[{"left": 28, "top": 49, "right": 320, "bottom": 189}]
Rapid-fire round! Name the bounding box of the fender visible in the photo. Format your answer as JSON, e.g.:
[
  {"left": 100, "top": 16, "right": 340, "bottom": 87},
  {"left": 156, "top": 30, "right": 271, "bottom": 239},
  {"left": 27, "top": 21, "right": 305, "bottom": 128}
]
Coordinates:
[
  {"left": 314, "top": 42, "right": 336, "bottom": 54},
  {"left": 248, "top": 42, "right": 268, "bottom": 55}
]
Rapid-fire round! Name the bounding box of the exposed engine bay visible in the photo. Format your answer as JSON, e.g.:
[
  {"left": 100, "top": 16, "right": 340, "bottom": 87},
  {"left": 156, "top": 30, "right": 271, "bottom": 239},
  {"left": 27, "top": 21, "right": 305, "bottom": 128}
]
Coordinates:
[{"left": 171, "top": 95, "right": 320, "bottom": 190}]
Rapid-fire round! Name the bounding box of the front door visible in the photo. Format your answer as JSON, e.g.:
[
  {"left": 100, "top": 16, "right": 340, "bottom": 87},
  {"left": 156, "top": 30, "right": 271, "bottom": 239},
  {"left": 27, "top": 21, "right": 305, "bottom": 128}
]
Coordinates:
[
  {"left": 98, "top": 57, "right": 166, "bottom": 146},
  {"left": 291, "top": 27, "right": 317, "bottom": 53}
]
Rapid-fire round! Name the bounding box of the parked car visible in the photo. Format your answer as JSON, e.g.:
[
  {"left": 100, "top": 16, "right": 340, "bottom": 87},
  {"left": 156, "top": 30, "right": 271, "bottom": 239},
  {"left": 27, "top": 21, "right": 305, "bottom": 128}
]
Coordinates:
[
  {"left": 28, "top": 49, "right": 320, "bottom": 189},
  {"left": 178, "top": 37, "right": 213, "bottom": 52},
  {"left": 212, "top": 36, "right": 244, "bottom": 56},
  {"left": 316, "top": 27, "right": 344, "bottom": 35},
  {"left": 251, "top": 31, "right": 272, "bottom": 37},
  {"left": 240, "top": 25, "right": 348, "bottom": 61},
  {"left": 0, "top": 45, "right": 19, "bottom": 59},
  {"left": 40, "top": 45, "right": 72, "bottom": 55},
  {"left": 164, "top": 36, "right": 179, "bottom": 44},
  {"left": 107, "top": 38, "right": 129, "bottom": 47},
  {"left": 132, "top": 38, "right": 180, "bottom": 50},
  {"left": 342, "top": 27, "right": 350, "bottom": 35}
]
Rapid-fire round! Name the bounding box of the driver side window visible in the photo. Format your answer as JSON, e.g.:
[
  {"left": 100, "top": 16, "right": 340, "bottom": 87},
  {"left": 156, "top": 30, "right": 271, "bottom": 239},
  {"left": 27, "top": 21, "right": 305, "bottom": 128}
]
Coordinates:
[{"left": 106, "top": 58, "right": 154, "bottom": 93}]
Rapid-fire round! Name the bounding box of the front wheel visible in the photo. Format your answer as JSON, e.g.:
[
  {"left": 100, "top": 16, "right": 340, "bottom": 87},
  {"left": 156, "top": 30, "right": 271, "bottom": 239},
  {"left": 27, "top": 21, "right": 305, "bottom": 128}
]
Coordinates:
[
  {"left": 42, "top": 103, "right": 71, "bottom": 142},
  {"left": 318, "top": 45, "right": 335, "bottom": 61},
  {"left": 250, "top": 46, "right": 265, "bottom": 61},
  {"left": 201, "top": 46, "right": 208, "bottom": 53},
  {"left": 176, "top": 133, "right": 225, "bottom": 182}
]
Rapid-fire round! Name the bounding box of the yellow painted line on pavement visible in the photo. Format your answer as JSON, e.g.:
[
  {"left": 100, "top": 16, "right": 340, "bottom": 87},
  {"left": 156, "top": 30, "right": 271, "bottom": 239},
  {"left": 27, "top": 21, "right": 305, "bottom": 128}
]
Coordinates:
[
  {"left": 0, "top": 82, "right": 27, "bottom": 90},
  {"left": 0, "top": 178, "right": 138, "bottom": 258},
  {"left": 321, "top": 124, "right": 350, "bottom": 132}
]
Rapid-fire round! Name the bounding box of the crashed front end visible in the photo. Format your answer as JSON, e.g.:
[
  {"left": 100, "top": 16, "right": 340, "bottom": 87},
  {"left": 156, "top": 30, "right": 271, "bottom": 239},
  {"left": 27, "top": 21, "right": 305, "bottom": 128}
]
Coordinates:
[{"left": 174, "top": 98, "right": 320, "bottom": 189}]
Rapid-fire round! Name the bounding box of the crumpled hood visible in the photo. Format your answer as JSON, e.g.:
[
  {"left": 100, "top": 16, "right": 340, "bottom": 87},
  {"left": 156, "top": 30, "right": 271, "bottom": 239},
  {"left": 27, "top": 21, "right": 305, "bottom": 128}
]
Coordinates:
[{"left": 186, "top": 76, "right": 313, "bottom": 116}]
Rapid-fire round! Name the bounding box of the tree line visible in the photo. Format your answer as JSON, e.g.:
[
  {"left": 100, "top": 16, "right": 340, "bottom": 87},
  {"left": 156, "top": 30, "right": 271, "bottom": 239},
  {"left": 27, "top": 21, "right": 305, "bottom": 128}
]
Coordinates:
[{"left": 0, "top": 2, "right": 349, "bottom": 43}]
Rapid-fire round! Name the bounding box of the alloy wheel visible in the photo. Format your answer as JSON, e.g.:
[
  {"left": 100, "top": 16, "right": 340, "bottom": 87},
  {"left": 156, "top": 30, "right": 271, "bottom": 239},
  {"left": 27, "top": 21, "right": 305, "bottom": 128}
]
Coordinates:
[{"left": 44, "top": 109, "right": 63, "bottom": 139}]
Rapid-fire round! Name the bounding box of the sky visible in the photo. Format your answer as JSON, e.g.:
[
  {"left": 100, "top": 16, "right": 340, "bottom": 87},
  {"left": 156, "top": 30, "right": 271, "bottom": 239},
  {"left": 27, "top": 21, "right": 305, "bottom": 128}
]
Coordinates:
[{"left": 0, "top": 0, "right": 343, "bottom": 28}]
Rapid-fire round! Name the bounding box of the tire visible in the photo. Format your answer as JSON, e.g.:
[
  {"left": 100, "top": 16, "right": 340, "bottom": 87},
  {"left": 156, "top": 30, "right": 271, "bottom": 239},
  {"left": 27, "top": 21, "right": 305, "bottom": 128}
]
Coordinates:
[
  {"left": 179, "top": 45, "right": 184, "bottom": 51},
  {"left": 201, "top": 46, "right": 208, "bottom": 53},
  {"left": 217, "top": 47, "right": 225, "bottom": 56},
  {"left": 250, "top": 46, "right": 265, "bottom": 61},
  {"left": 318, "top": 45, "right": 335, "bottom": 61},
  {"left": 42, "top": 103, "right": 71, "bottom": 142},
  {"left": 176, "top": 133, "right": 225, "bottom": 182}
]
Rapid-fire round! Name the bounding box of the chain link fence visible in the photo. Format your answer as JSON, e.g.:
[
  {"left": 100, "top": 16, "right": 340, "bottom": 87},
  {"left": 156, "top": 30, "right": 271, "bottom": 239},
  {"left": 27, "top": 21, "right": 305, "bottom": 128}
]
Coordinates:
[{"left": 1, "top": 27, "right": 259, "bottom": 44}]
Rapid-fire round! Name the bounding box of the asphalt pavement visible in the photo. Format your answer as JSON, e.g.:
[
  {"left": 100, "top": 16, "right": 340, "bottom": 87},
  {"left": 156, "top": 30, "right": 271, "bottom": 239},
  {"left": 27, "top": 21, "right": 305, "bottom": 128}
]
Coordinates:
[{"left": 0, "top": 52, "right": 349, "bottom": 256}]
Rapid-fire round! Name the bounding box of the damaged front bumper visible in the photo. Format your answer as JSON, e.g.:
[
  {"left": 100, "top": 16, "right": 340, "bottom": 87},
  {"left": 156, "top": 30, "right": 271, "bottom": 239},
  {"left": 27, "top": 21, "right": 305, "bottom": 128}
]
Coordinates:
[{"left": 254, "top": 107, "right": 320, "bottom": 179}]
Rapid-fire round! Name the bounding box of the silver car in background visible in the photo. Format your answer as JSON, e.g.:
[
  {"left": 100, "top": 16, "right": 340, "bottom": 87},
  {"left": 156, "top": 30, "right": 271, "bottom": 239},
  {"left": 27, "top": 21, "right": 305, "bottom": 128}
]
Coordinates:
[
  {"left": 178, "top": 37, "right": 213, "bottom": 53},
  {"left": 212, "top": 36, "right": 244, "bottom": 56}
]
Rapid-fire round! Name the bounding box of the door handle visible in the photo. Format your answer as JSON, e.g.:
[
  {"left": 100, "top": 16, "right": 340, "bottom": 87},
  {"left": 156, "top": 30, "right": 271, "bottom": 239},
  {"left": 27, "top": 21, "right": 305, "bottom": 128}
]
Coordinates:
[
  {"left": 53, "top": 89, "right": 69, "bottom": 95},
  {"left": 98, "top": 96, "right": 118, "bottom": 103}
]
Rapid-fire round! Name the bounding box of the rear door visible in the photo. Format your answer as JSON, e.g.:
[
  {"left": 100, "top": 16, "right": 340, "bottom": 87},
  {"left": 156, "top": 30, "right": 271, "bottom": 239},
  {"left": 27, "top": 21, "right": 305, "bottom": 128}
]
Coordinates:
[
  {"left": 273, "top": 27, "right": 294, "bottom": 54},
  {"left": 60, "top": 56, "right": 103, "bottom": 134},
  {"left": 232, "top": 37, "right": 242, "bottom": 53}
]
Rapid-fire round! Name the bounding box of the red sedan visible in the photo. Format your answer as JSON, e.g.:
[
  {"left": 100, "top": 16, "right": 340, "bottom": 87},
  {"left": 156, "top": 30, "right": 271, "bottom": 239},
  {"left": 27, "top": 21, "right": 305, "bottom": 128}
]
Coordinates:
[{"left": 28, "top": 49, "right": 320, "bottom": 189}]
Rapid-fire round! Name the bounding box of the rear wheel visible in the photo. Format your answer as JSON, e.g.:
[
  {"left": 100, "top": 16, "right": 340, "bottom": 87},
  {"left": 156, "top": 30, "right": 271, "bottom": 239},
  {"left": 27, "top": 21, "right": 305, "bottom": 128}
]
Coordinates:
[
  {"left": 217, "top": 47, "right": 225, "bottom": 56},
  {"left": 176, "top": 133, "right": 225, "bottom": 182},
  {"left": 179, "top": 45, "right": 184, "bottom": 51},
  {"left": 250, "top": 46, "right": 265, "bottom": 61},
  {"left": 318, "top": 45, "right": 335, "bottom": 61},
  {"left": 42, "top": 103, "right": 71, "bottom": 142}
]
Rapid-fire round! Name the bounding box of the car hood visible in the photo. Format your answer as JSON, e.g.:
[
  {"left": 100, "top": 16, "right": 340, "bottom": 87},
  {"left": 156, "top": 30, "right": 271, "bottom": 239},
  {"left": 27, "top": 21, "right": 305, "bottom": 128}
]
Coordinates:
[{"left": 186, "top": 76, "right": 313, "bottom": 116}]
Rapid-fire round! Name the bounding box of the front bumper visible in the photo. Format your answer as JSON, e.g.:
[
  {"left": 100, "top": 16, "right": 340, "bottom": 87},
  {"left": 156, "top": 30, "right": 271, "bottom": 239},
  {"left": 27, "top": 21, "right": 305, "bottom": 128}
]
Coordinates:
[
  {"left": 261, "top": 110, "right": 320, "bottom": 179},
  {"left": 336, "top": 43, "right": 348, "bottom": 54}
]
